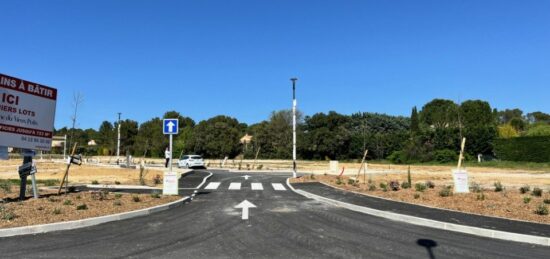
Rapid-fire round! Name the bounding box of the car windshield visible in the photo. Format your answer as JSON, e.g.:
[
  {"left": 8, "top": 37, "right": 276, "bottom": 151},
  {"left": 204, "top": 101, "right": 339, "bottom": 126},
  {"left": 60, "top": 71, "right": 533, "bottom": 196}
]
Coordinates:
[{"left": 190, "top": 156, "right": 202, "bottom": 159}]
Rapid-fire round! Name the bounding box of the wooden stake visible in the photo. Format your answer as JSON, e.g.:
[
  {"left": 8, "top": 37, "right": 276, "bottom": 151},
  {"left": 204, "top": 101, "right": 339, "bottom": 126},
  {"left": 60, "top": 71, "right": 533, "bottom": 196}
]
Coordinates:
[
  {"left": 58, "top": 143, "right": 78, "bottom": 195},
  {"left": 355, "top": 150, "right": 369, "bottom": 183},
  {"left": 457, "top": 137, "right": 466, "bottom": 170},
  {"left": 252, "top": 147, "right": 261, "bottom": 169}
]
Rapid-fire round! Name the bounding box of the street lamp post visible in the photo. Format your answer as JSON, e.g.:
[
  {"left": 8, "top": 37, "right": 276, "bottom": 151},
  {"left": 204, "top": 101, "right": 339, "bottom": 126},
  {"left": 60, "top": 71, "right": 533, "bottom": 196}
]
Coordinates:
[
  {"left": 290, "top": 78, "right": 298, "bottom": 178},
  {"left": 116, "top": 112, "right": 121, "bottom": 165}
]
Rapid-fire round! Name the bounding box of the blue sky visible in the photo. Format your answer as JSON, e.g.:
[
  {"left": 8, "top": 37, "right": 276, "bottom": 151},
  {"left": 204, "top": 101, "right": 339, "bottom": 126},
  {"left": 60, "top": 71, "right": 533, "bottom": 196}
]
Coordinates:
[{"left": 1, "top": 0, "right": 549, "bottom": 129}]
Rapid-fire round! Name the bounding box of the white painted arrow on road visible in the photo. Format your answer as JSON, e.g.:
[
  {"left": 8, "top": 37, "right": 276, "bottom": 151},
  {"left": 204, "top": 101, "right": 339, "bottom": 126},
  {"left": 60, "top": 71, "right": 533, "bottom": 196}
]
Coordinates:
[
  {"left": 235, "top": 200, "right": 256, "bottom": 220},
  {"left": 242, "top": 175, "right": 251, "bottom": 180},
  {"left": 167, "top": 121, "right": 176, "bottom": 132}
]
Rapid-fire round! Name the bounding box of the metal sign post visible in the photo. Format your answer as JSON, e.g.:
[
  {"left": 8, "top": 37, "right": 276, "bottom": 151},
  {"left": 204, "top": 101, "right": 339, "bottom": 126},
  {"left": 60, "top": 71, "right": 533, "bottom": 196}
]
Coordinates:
[{"left": 163, "top": 119, "right": 179, "bottom": 172}]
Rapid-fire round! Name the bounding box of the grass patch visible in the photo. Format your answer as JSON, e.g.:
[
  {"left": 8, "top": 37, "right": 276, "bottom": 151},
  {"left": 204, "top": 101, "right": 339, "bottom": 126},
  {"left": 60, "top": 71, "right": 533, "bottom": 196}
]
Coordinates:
[
  {"left": 76, "top": 204, "right": 88, "bottom": 210},
  {"left": 535, "top": 204, "right": 549, "bottom": 215},
  {"left": 415, "top": 183, "right": 427, "bottom": 192},
  {"left": 494, "top": 181, "right": 504, "bottom": 192},
  {"left": 532, "top": 187, "right": 543, "bottom": 197},
  {"left": 63, "top": 200, "right": 73, "bottom": 206},
  {"left": 524, "top": 196, "right": 532, "bottom": 204}
]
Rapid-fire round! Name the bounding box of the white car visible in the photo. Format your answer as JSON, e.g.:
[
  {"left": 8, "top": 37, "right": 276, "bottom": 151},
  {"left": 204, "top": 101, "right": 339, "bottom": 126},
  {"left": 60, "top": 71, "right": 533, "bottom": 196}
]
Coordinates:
[{"left": 178, "top": 155, "right": 205, "bottom": 169}]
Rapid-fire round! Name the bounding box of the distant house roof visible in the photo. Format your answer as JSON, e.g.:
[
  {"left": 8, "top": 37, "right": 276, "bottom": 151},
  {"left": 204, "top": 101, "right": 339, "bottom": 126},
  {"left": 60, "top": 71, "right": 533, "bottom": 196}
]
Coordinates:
[
  {"left": 88, "top": 140, "right": 97, "bottom": 146},
  {"left": 240, "top": 134, "right": 253, "bottom": 144}
]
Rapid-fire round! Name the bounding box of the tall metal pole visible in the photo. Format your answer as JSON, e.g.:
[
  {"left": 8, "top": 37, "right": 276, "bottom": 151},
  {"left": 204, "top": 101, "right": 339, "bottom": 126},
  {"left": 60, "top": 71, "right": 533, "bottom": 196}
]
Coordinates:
[
  {"left": 291, "top": 78, "right": 298, "bottom": 178},
  {"left": 116, "top": 112, "right": 121, "bottom": 164}
]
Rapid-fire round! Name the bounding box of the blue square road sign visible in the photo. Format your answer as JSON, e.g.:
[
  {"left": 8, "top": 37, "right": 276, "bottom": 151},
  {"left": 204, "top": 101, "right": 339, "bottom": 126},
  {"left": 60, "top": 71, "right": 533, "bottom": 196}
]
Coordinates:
[{"left": 163, "top": 119, "right": 179, "bottom": 135}]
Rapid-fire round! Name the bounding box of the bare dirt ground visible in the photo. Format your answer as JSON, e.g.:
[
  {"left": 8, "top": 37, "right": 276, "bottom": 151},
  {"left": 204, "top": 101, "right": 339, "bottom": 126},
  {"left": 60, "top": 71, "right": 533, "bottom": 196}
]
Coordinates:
[
  {"left": 0, "top": 159, "right": 166, "bottom": 186},
  {"left": 292, "top": 174, "right": 550, "bottom": 224}
]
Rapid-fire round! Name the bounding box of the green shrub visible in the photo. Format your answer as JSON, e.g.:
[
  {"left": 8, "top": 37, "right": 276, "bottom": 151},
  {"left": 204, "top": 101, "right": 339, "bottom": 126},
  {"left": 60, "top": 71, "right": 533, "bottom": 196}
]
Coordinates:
[
  {"left": 368, "top": 184, "right": 376, "bottom": 191},
  {"left": 494, "top": 181, "right": 504, "bottom": 192},
  {"left": 494, "top": 136, "right": 550, "bottom": 162},
  {"left": 150, "top": 192, "right": 161, "bottom": 199},
  {"left": 439, "top": 186, "right": 453, "bottom": 197},
  {"left": 115, "top": 193, "right": 123, "bottom": 199},
  {"left": 532, "top": 187, "right": 543, "bottom": 197},
  {"left": 415, "top": 183, "right": 427, "bottom": 192},
  {"left": 336, "top": 177, "right": 343, "bottom": 185},
  {"left": 476, "top": 192, "right": 486, "bottom": 201},
  {"left": 425, "top": 181, "right": 435, "bottom": 189},
  {"left": 63, "top": 200, "right": 73, "bottom": 206},
  {"left": 379, "top": 182, "right": 387, "bottom": 189},
  {"left": 91, "top": 180, "right": 99, "bottom": 185},
  {"left": 433, "top": 149, "right": 457, "bottom": 163},
  {"left": 76, "top": 195, "right": 81, "bottom": 200},
  {"left": 114, "top": 181, "right": 121, "bottom": 185},
  {"left": 543, "top": 199, "right": 550, "bottom": 205},
  {"left": 347, "top": 179, "right": 357, "bottom": 185},
  {"left": 534, "top": 204, "right": 549, "bottom": 215},
  {"left": 132, "top": 196, "right": 141, "bottom": 202},
  {"left": 387, "top": 151, "right": 405, "bottom": 164},
  {"left": 153, "top": 174, "right": 162, "bottom": 184},
  {"left": 401, "top": 182, "right": 411, "bottom": 189},
  {"left": 257, "top": 164, "right": 263, "bottom": 170},
  {"left": 519, "top": 185, "right": 530, "bottom": 194},
  {"left": 309, "top": 174, "right": 316, "bottom": 180},
  {"left": 113, "top": 200, "right": 122, "bottom": 206},
  {"left": 52, "top": 208, "right": 62, "bottom": 215},
  {"left": 524, "top": 197, "right": 532, "bottom": 204},
  {"left": 414, "top": 193, "right": 420, "bottom": 199},
  {"left": 76, "top": 204, "right": 88, "bottom": 210},
  {"left": 470, "top": 182, "right": 483, "bottom": 193}
]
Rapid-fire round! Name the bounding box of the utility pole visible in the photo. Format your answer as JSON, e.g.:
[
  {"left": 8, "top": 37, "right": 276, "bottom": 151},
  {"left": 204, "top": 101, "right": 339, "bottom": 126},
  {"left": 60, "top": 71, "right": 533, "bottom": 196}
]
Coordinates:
[
  {"left": 116, "top": 112, "right": 121, "bottom": 164},
  {"left": 291, "top": 78, "right": 298, "bottom": 178}
]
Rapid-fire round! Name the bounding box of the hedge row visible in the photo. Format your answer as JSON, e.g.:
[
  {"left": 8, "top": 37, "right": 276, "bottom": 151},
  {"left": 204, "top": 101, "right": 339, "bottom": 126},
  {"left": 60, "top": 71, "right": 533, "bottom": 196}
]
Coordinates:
[{"left": 493, "top": 136, "right": 550, "bottom": 162}]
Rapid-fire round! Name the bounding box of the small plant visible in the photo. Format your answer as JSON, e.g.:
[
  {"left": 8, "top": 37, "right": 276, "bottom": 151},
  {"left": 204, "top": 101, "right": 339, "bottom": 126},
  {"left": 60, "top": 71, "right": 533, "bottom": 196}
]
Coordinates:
[
  {"left": 0, "top": 205, "right": 16, "bottom": 220},
  {"left": 114, "top": 181, "right": 121, "bottom": 185},
  {"left": 150, "top": 192, "right": 161, "bottom": 199},
  {"left": 76, "top": 204, "right": 88, "bottom": 210},
  {"left": 439, "top": 186, "right": 453, "bottom": 197},
  {"left": 470, "top": 182, "right": 483, "bottom": 193},
  {"left": 309, "top": 174, "right": 316, "bottom": 180},
  {"left": 132, "top": 195, "right": 141, "bottom": 202},
  {"left": 401, "top": 182, "right": 411, "bottom": 189},
  {"left": 379, "top": 182, "right": 387, "bottom": 189},
  {"left": 347, "top": 179, "right": 356, "bottom": 185},
  {"left": 63, "top": 200, "right": 73, "bottom": 205},
  {"left": 389, "top": 181, "right": 400, "bottom": 191},
  {"left": 519, "top": 185, "right": 530, "bottom": 194},
  {"left": 368, "top": 184, "right": 376, "bottom": 191},
  {"left": 425, "top": 181, "right": 435, "bottom": 189},
  {"left": 532, "top": 187, "right": 543, "bottom": 197},
  {"left": 257, "top": 164, "right": 263, "bottom": 170},
  {"left": 0, "top": 181, "right": 13, "bottom": 193},
  {"left": 48, "top": 196, "right": 58, "bottom": 202},
  {"left": 494, "top": 181, "right": 504, "bottom": 192},
  {"left": 91, "top": 190, "right": 109, "bottom": 201},
  {"left": 91, "top": 180, "right": 99, "bottom": 185},
  {"left": 153, "top": 174, "right": 162, "bottom": 185},
  {"left": 37, "top": 206, "right": 44, "bottom": 211},
  {"left": 524, "top": 196, "right": 532, "bottom": 204},
  {"left": 76, "top": 194, "right": 81, "bottom": 200},
  {"left": 115, "top": 193, "right": 123, "bottom": 199},
  {"left": 415, "top": 183, "right": 426, "bottom": 192},
  {"left": 336, "top": 177, "right": 343, "bottom": 185},
  {"left": 113, "top": 200, "right": 122, "bottom": 206},
  {"left": 476, "top": 192, "right": 486, "bottom": 201},
  {"left": 543, "top": 199, "right": 550, "bottom": 205},
  {"left": 52, "top": 208, "right": 62, "bottom": 215},
  {"left": 414, "top": 193, "right": 420, "bottom": 199},
  {"left": 534, "top": 204, "right": 549, "bottom": 215}
]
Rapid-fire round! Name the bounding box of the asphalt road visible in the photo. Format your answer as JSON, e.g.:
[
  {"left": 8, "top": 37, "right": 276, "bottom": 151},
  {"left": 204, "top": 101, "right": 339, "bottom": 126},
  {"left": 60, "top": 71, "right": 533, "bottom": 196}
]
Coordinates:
[{"left": 1, "top": 170, "right": 549, "bottom": 258}]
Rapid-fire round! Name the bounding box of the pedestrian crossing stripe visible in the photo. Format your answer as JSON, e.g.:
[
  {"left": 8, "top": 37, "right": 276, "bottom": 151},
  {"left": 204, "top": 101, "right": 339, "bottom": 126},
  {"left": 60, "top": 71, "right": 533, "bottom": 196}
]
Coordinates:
[
  {"left": 202, "top": 182, "right": 287, "bottom": 191},
  {"left": 272, "top": 183, "right": 287, "bottom": 191},
  {"left": 228, "top": 182, "right": 241, "bottom": 190},
  {"left": 204, "top": 182, "right": 221, "bottom": 190},
  {"left": 251, "top": 183, "right": 263, "bottom": 190}
]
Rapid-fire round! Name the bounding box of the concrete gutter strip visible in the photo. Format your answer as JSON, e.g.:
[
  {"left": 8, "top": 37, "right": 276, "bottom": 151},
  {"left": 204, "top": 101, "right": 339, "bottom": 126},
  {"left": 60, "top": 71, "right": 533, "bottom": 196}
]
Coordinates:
[
  {"left": 288, "top": 182, "right": 550, "bottom": 247},
  {"left": 0, "top": 196, "right": 190, "bottom": 238}
]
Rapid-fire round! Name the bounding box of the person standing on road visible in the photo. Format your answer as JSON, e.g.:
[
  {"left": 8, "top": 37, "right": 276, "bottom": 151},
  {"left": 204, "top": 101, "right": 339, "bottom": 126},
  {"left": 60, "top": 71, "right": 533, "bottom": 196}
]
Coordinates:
[{"left": 164, "top": 147, "right": 171, "bottom": 168}]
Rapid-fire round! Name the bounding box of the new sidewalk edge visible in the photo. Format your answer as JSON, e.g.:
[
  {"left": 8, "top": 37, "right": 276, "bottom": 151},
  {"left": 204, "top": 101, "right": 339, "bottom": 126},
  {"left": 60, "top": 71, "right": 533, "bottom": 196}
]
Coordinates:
[
  {"left": 286, "top": 180, "right": 550, "bottom": 247},
  {"left": 0, "top": 196, "right": 190, "bottom": 238}
]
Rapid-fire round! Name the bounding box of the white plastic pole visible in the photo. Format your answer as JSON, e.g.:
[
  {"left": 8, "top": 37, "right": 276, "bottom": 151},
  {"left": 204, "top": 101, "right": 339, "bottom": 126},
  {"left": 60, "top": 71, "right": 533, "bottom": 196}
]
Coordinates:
[
  {"left": 291, "top": 78, "right": 298, "bottom": 178},
  {"left": 116, "top": 113, "right": 121, "bottom": 164},
  {"left": 169, "top": 134, "right": 173, "bottom": 172}
]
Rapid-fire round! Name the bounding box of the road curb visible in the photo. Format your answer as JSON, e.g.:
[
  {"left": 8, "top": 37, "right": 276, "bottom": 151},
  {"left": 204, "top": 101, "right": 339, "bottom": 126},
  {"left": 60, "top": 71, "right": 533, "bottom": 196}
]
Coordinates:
[
  {"left": 0, "top": 196, "right": 190, "bottom": 238},
  {"left": 287, "top": 180, "right": 550, "bottom": 247}
]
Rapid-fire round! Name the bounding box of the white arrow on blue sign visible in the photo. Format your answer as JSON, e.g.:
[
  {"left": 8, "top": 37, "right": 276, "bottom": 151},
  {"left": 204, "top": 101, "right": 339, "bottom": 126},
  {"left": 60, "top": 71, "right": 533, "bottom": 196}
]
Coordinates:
[{"left": 163, "top": 119, "right": 179, "bottom": 135}]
